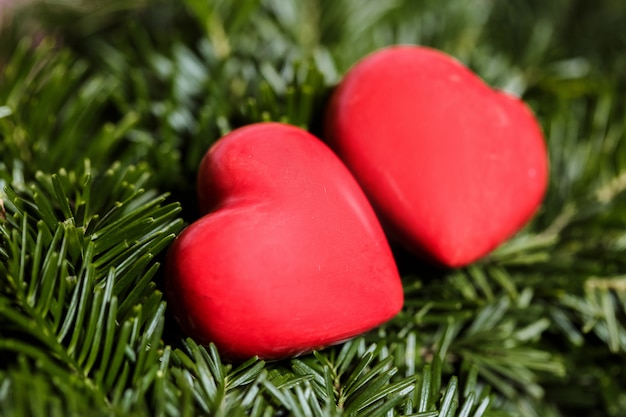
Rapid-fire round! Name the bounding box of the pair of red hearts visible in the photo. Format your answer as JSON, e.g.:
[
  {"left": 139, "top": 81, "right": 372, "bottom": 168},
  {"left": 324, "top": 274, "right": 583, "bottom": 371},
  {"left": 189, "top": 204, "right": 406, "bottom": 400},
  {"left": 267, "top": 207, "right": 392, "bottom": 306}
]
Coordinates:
[{"left": 166, "top": 46, "right": 549, "bottom": 360}]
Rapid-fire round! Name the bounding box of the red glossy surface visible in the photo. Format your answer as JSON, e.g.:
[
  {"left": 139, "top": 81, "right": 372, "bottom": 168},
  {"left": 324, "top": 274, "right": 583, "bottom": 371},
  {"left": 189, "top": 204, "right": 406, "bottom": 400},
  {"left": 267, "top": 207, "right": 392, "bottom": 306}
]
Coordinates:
[
  {"left": 324, "top": 46, "right": 549, "bottom": 267},
  {"left": 166, "top": 122, "right": 403, "bottom": 360}
]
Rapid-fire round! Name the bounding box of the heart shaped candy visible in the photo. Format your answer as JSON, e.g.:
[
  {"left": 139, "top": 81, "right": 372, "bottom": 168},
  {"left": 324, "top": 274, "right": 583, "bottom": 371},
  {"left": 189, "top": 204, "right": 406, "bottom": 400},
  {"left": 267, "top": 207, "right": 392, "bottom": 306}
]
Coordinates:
[
  {"left": 165, "top": 122, "right": 403, "bottom": 360},
  {"left": 324, "top": 46, "right": 549, "bottom": 267}
]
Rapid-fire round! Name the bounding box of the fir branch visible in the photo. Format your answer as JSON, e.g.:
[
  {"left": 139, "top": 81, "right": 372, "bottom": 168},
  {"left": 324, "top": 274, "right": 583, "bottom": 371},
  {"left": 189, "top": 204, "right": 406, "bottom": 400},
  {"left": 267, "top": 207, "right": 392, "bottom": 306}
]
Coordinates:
[
  {"left": 1, "top": 1, "right": 626, "bottom": 416},
  {"left": 0, "top": 39, "right": 140, "bottom": 179},
  {"left": 0, "top": 161, "right": 183, "bottom": 415}
]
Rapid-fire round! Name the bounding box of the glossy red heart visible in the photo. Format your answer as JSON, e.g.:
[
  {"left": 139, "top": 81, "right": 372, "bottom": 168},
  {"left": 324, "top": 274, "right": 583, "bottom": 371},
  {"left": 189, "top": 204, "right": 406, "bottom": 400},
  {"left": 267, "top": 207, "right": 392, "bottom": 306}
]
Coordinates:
[
  {"left": 324, "top": 46, "right": 549, "bottom": 267},
  {"left": 165, "top": 122, "right": 403, "bottom": 360}
]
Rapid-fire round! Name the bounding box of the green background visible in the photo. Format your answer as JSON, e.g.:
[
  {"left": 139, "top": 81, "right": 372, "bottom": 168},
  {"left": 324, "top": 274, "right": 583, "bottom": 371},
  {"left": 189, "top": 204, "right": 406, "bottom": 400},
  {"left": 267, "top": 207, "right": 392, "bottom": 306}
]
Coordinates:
[{"left": 1, "top": 1, "right": 626, "bottom": 416}]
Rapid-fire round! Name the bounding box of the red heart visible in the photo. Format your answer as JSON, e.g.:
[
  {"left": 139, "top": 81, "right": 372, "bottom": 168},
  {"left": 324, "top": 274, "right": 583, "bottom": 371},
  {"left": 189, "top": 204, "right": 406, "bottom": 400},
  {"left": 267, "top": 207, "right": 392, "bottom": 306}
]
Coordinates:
[
  {"left": 165, "top": 123, "right": 403, "bottom": 360},
  {"left": 324, "top": 46, "right": 549, "bottom": 267}
]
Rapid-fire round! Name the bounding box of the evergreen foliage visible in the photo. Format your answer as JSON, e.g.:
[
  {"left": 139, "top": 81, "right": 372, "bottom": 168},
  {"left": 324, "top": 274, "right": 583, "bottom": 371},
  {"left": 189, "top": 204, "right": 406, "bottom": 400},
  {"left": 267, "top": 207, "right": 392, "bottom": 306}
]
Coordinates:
[{"left": 1, "top": 0, "right": 626, "bottom": 415}]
